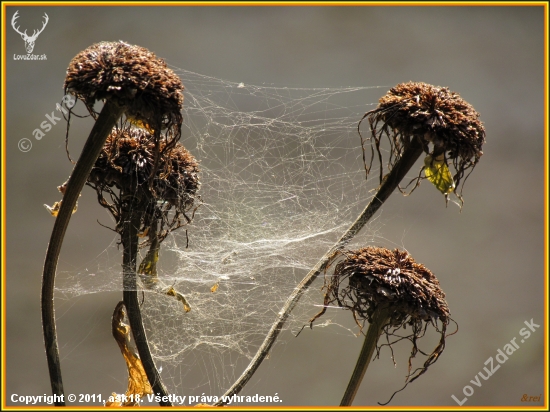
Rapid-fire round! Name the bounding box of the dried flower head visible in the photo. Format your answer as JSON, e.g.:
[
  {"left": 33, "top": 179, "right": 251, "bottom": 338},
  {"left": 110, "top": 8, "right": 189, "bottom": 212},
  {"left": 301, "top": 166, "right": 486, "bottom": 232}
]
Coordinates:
[
  {"left": 87, "top": 127, "right": 200, "bottom": 241},
  {"left": 64, "top": 41, "right": 184, "bottom": 139},
  {"left": 360, "top": 82, "right": 485, "bottom": 201},
  {"left": 322, "top": 247, "right": 449, "bottom": 326},
  {"left": 313, "top": 246, "right": 453, "bottom": 401}
]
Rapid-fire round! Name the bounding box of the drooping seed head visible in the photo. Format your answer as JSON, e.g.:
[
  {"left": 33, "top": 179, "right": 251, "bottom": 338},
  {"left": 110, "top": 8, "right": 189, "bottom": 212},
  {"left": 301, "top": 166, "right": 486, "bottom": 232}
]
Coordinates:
[
  {"left": 377, "top": 82, "right": 484, "bottom": 160},
  {"left": 316, "top": 246, "right": 452, "bottom": 399},
  {"left": 87, "top": 127, "right": 200, "bottom": 239},
  {"left": 324, "top": 246, "right": 449, "bottom": 326},
  {"left": 363, "top": 82, "right": 485, "bottom": 199},
  {"left": 64, "top": 41, "right": 184, "bottom": 138}
]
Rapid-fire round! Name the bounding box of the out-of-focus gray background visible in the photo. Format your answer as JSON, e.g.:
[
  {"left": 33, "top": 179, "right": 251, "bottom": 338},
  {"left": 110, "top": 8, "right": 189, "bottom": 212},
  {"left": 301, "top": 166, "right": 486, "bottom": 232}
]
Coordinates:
[{"left": 4, "top": 5, "right": 545, "bottom": 407}]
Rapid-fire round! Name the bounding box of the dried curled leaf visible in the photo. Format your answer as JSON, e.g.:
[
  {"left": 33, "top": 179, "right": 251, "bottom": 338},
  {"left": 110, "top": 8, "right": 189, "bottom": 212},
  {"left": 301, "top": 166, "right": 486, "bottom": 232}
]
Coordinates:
[
  {"left": 138, "top": 240, "right": 159, "bottom": 278},
  {"left": 44, "top": 200, "right": 78, "bottom": 216},
  {"left": 106, "top": 302, "right": 152, "bottom": 406},
  {"left": 138, "top": 232, "right": 191, "bottom": 313},
  {"left": 44, "top": 179, "right": 79, "bottom": 216},
  {"left": 166, "top": 286, "right": 192, "bottom": 313}
]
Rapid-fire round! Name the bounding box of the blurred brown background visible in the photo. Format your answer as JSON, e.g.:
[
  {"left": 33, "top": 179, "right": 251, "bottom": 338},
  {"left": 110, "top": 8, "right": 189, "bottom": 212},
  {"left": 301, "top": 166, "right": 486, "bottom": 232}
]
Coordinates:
[{"left": 4, "top": 5, "right": 545, "bottom": 407}]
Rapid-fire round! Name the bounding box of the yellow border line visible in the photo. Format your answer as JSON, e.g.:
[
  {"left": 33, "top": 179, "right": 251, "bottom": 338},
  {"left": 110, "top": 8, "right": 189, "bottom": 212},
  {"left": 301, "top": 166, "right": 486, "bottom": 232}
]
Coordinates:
[
  {"left": 0, "top": 1, "right": 549, "bottom": 6},
  {"left": 1, "top": 1, "right": 548, "bottom": 411}
]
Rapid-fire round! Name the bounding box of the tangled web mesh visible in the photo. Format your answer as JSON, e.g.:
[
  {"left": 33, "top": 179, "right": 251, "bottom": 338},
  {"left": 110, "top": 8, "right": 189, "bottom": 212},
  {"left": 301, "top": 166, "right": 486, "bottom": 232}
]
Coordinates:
[{"left": 56, "top": 69, "right": 398, "bottom": 395}]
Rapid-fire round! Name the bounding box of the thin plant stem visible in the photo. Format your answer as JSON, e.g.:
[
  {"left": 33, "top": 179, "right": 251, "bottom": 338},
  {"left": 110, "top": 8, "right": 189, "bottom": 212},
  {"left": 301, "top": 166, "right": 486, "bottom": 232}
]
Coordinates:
[
  {"left": 121, "top": 198, "right": 172, "bottom": 406},
  {"left": 41, "top": 99, "right": 124, "bottom": 404},
  {"left": 340, "top": 304, "right": 392, "bottom": 406},
  {"left": 215, "top": 136, "right": 424, "bottom": 405}
]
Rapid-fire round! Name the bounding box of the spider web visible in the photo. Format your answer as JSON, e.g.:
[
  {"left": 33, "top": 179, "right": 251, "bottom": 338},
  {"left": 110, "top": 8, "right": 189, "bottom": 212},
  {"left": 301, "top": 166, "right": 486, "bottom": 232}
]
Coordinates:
[{"left": 55, "top": 69, "right": 392, "bottom": 399}]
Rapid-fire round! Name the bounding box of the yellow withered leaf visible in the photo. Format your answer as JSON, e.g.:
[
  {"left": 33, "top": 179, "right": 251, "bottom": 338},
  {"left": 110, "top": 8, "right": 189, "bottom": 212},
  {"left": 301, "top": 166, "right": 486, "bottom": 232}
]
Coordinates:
[
  {"left": 106, "top": 302, "right": 152, "bottom": 407},
  {"left": 138, "top": 242, "right": 159, "bottom": 277},
  {"left": 210, "top": 281, "right": 219, "bottom": 293},
  {"left": 166, "top": 286, "right": 191, "bottom": 313},
  {"left": 138, "top": 235, "right": 160, "bottom": 292},
  {"left": 128, "top": 116, "right": 155, "bottom": 134},
  {"left": 424, "top": 155, "right": 455, "bottom": 195}
]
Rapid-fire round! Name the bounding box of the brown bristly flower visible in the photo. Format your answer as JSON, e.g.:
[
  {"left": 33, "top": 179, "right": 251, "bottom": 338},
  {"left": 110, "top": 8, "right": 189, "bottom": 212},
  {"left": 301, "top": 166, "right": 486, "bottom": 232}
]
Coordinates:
[
  {"left": 64, "top": 41, "right": 184, "bottom": 141},
  {"left": 322, "top": 246, "right": 449, "bottom": 326},
  {"left": 87, "top": 127, "right": 200, "bottom": 242},
  {"left": 360, "top": 81, "right": 485, "bottom": 200},
  {"left": 313, "top": 246, "right": 453, "bottom": 403}
]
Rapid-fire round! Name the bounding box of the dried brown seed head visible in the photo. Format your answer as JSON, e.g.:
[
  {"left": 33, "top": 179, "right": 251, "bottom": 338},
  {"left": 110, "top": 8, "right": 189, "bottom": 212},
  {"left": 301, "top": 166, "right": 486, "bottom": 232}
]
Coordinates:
[
  {"left": 324, "top": 246, "right": 449, "bottom": 326},
  {"left": 87, "top": 127, "right": 200, "bottom": 239},
  {"left": 315, "top": 246, "right": 454, "bottom": 400},
  {"left": 362, "top": 82, "right": 485, "bottom": 199},
  {"left": 64, "top": 41, "right": 184, "bottom": 137},
  {"left": 377, "top": 82, "right": 484, "bottom": 160}
]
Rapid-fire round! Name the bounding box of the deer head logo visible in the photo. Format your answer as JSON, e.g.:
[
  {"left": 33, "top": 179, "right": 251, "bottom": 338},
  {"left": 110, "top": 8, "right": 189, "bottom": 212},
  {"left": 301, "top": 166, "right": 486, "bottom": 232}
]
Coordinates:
[{"left": 12, "top": 11, "right": 49, "bottom": 54}]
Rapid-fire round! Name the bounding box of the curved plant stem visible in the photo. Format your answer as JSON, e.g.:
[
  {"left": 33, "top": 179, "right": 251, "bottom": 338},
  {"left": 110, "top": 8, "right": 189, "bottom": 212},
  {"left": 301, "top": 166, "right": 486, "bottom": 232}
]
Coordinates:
[
  {"left": 121, "top": 200, "right": 172, "bottom": 406},
  {"left": 215, "top": 136, "right": 424, "bottom": 406},
  {"left": 340, "top": 304, "right": 392, "bottom": 406},
  {"left": 41, "top": 99, "right": 124, "bottom": 404}
]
